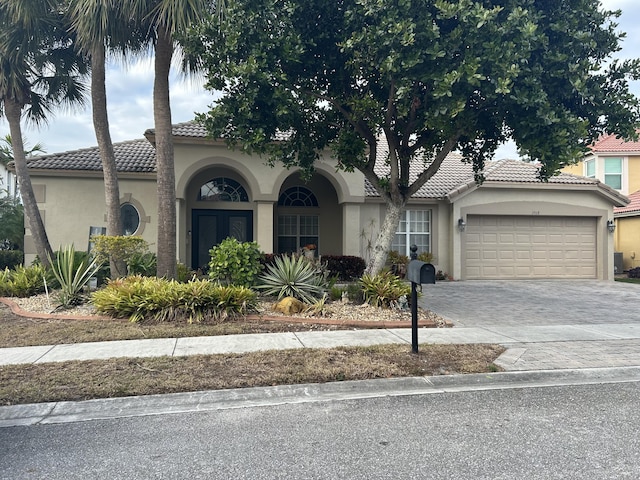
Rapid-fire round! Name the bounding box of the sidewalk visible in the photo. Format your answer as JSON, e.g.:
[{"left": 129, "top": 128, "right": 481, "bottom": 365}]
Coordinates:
[
  {"left": 3, "top": 322, "right": 640, "bottom": 371},
  {"left": 4, "top": 322, "right": 640, "bottom": 427}
]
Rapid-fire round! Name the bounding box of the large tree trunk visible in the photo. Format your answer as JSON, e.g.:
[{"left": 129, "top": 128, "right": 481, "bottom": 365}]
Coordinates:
[
  {"left": 365, "top": 200, "right": 405, "bottom": 276},
  {"left": 91, "top": 44, "right": 126, "bottom": 278},
  {"left": 153, "top": 28, "right": 177, "bottom": 279},
  {"left": 4, "top": 98, "right": 53, "bottom": 267}
]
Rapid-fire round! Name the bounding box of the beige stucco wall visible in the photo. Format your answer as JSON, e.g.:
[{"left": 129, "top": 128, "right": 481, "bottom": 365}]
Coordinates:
[
  {"left": 450, "top": 184, "right": 616, "bottom": 280},
  {"left": 24, "top": 175, "right": 157, "bottom": 265},
  {"left": 628, "top": 155, "right": 640, "bottom": 193}
]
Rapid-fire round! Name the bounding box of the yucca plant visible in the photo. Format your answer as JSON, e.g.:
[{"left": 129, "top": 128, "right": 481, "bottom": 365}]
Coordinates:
[
  {"left": 360, "top": 270, "right": 411, "bottom": 308},
  {"left": 47, "top": 245, "right": 103, "bottom": 307},
  {"left": 256, "top": 254, "right": 327, "bottom": 304}
]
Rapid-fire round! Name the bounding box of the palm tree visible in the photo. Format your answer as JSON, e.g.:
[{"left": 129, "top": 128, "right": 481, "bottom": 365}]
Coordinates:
[
  {"left": 68, "top": 0, "right": 146, "bottom": 277},
  {"left": 0, "top": 0, "right": 88, "bottom": 268},
  {"left": 125, "top": 0, "right": 223, "bottom": 279}
]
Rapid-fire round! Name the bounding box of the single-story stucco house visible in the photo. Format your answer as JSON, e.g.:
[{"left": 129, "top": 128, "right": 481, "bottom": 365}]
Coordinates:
[{"left": 18, "top": 122, "right": 628, "bottom": 280}]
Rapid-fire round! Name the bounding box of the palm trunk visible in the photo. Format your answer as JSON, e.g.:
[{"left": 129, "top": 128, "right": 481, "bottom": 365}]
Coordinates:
[
  {"left": 153, "top": 28, "right": 177, "bottom": 279},
  {"left": 366, "top": 201, "right": 405, "bottom": 276},
  {"left": 91, "top": 45, "right": 126, "bottom": 277},
  {"left": 4, "top": 98, "right": 53, "bottom": 267}
]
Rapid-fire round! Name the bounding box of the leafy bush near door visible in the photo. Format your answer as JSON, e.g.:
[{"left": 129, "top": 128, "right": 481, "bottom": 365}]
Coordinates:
[{"left": 208, "top": 238, "right": 263, "bottom": 287}]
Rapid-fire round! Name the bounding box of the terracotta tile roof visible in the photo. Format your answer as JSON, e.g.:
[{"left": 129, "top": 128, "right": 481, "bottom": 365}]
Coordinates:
[
  {"left": 367, "top": 144, "right": 599, "bottom": 199},
  {"left": 367, "top": 151, "right": 474, "bottom": 198},
  {"left": 24, "top": 139, "right": 156, "bottom": 173},
  {"left": 147, "top": 121, "right": 291, "bottom": 142},
  {"left": 614, "top": 189, "right": 640, "bottom": 216},
  {"left": 23, "top": 122, "right": 620, "bottom": 203},
  {"left": 590, "top": 130, "right": 640, "bottom": 153}
]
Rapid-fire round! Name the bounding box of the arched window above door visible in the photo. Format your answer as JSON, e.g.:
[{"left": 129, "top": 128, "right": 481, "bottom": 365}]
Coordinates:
[
  {"left": 198, "top": 177, "right": 249, "bottom": 202},
  {"left": 278, "top": 186, "right": 318, "bottom": 207}
]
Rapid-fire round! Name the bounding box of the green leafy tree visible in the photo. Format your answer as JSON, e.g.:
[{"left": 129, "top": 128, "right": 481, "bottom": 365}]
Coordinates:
[
  {"left": 0, "top": 0, "right": 88, "bottom": 268},
  {"left": 190, "top": 0, "right": 640, "bottom": 274},
  {"left": 0, "top": 194, "right": 24, "bottom": 250}
]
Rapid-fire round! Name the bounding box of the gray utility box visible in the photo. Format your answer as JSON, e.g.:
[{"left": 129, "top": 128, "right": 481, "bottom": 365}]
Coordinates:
[
  {"left": 407, "top": 260, "right": 436, "bottom": 285},
  {"left": 614, "top": 252, "right": 624, "bottom": 274}
]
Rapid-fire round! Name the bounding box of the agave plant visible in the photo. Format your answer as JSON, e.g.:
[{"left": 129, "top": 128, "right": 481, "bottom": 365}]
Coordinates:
[
  {"left": 47, "top": 245, "right": 102, "bottom": 307},
  {"left": 255, "top": 254, "right": 327, "bottom": 304}
]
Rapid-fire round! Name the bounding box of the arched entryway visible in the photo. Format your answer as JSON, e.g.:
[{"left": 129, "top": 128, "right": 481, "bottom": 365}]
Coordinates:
[
  {"left": 187, "top": 171, "right": 254, "bottom": 271},
  {"left": 275, "top": 172, "right": 342, "bottom": 255}
]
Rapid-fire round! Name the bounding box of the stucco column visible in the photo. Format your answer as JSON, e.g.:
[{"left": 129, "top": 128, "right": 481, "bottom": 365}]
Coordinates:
[
  {"left": 176, "top": 197, "right": 186, "bottom": 265},
  {"left": 256, "top": 201, "right": 274, "bottom": 253},
  {"left": 342, "top": 203, "right": 361, "bottom": 256}
]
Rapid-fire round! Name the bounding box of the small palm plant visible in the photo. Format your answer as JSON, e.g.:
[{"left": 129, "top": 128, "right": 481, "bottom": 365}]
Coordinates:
[
  {"left": 255, "top": 254, "right": 327, "bottom": 304},
  {"left": 47, "top": 245, "right": 102, "bottom": 308}
]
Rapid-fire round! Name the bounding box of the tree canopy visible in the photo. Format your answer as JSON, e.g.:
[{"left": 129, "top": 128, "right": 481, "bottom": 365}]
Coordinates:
[{"left": 179, "top": 0, "right": 640, "bottom": 272}]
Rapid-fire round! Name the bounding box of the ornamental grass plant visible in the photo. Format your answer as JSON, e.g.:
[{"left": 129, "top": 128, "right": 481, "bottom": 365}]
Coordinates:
[
  {"left": 255, "top": 254, "right": 328, "bottom": 304},
  {"left": 360, "top": 270, "right": 411, "bottom": 308},
  {"left": 91, "top": 275, "right": 257, "bottom": 323}
]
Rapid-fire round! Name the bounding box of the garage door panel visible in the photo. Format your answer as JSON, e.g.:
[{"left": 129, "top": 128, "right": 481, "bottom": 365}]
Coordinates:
[{"left": 465, "top": 215, "right": 596, "bottom": 279}]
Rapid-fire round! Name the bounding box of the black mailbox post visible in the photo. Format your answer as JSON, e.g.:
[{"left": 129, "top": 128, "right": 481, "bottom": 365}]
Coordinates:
[{"left": 407, "top": 247, "right": 436, "bottom": 353}]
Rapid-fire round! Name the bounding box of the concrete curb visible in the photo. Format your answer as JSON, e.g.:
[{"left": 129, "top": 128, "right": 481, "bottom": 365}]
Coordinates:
[{"left": 2, "top": 366, "right": 639, "bottom": 428}]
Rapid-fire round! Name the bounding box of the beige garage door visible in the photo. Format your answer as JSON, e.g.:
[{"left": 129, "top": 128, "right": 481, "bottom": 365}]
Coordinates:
[{"left": 464, "top": 215, "right": 596, "bottom": 279}]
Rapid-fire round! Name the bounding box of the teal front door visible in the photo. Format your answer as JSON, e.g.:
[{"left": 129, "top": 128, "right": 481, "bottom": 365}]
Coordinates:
[{"left": 192, "top": 209, "right": 253, "bottom": 271}]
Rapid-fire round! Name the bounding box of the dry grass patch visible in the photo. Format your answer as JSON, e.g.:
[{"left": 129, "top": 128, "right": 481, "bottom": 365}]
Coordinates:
[
  {"left": 0, "top": 304, "right": 349, "bottom": 348},
  {"left": 0, "top": 344, "right": 504, "bottom": 406}
]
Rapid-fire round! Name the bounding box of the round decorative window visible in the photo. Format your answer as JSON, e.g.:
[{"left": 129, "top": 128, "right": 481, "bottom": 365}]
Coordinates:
[{"left": 121, "top": 203, "right": 140, "bottom": 235}]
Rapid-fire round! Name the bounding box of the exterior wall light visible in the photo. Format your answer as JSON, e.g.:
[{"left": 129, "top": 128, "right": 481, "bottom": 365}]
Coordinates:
[
  {"left": 607, "top": 219, "right": 616, "bottom": 233},
  {"left": 458, "top": 218, "right": 466, "bottom": 232}
]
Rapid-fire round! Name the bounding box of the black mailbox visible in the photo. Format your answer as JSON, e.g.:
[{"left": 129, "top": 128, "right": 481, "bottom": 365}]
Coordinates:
[{"left": 407, "top": 260, "right": 436, "bottom": 284}]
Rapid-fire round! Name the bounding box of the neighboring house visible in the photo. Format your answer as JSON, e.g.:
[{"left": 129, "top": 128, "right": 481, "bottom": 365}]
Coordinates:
[
  {"left": 0, "top": 161, "right": 17, "bottom": 198},
  {"left": 14, "top": 122, "right": 626, "bottom": 280},
  {"left": 563, "top": 132, "right": 640, "bottom": 271}
]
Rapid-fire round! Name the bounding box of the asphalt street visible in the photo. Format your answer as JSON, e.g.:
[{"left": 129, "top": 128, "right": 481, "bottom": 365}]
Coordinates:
[{"left": 2, "top": 381, "right": 639, "bottom": 479}]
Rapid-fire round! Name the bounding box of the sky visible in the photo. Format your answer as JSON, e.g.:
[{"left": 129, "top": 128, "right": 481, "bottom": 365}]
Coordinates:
[{"left": 1, "top": 0, "right": 639, "bottom": 160}]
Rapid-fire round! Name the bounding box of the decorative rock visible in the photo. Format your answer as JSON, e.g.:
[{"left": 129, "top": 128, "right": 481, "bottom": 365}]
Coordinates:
[{"left": 272, "top": 297, "right": 306, "bottom": 315}]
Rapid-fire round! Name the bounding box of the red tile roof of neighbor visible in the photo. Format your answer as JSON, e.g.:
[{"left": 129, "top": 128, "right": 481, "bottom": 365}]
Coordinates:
[
  {"left": 614, "top": 190, "right": 640, "bottom": 216},
  {"left": 590, "top": 130, "right": 640, "bottom": 153}
]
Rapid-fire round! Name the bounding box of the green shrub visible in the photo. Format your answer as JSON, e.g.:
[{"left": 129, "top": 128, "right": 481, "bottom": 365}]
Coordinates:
[
  {"left": 417, "top": 252, "right": 434, "bottom": 263},
  {"left": 47, "top": 245, "right": 103, "bottom": 307},
  {"left": 208, "top": 238, "right": 263, "bottom": 287},
  {"left": 255, "top": 254, "right": 328, "bottom": 304},
  {"left": 321, "top": 255, "right": 366, "bottom": 281},
  {"left": 0, "top": 250, "right": 23, "bottom": 270},
  {"left": 176, "top": 262, "right": 196, "bottom": 283},
  {"left": 91, "top": 235, "right": 149, "bottom": 278},
  {"left": 360, "top": 270, "right": 411, "bottom": 308},
  {"left": 127, "top": 252, "right": 157, "bottom": 276},
  {"left": 91, "top": 276, "right": 256, "bottom": 323},
  {"left": 0, "top": 264, "right": 47, "bottom": 297}
]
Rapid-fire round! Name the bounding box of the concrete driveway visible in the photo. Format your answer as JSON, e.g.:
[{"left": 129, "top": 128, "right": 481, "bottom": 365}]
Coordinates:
[{"left": 419, "top": 280, "right": 640, "bottom": 327}]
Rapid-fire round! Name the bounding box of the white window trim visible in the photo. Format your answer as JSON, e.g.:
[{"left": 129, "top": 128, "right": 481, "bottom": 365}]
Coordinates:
[{"left": 588, "top": 156, "right": 628, "bottom": 195}]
